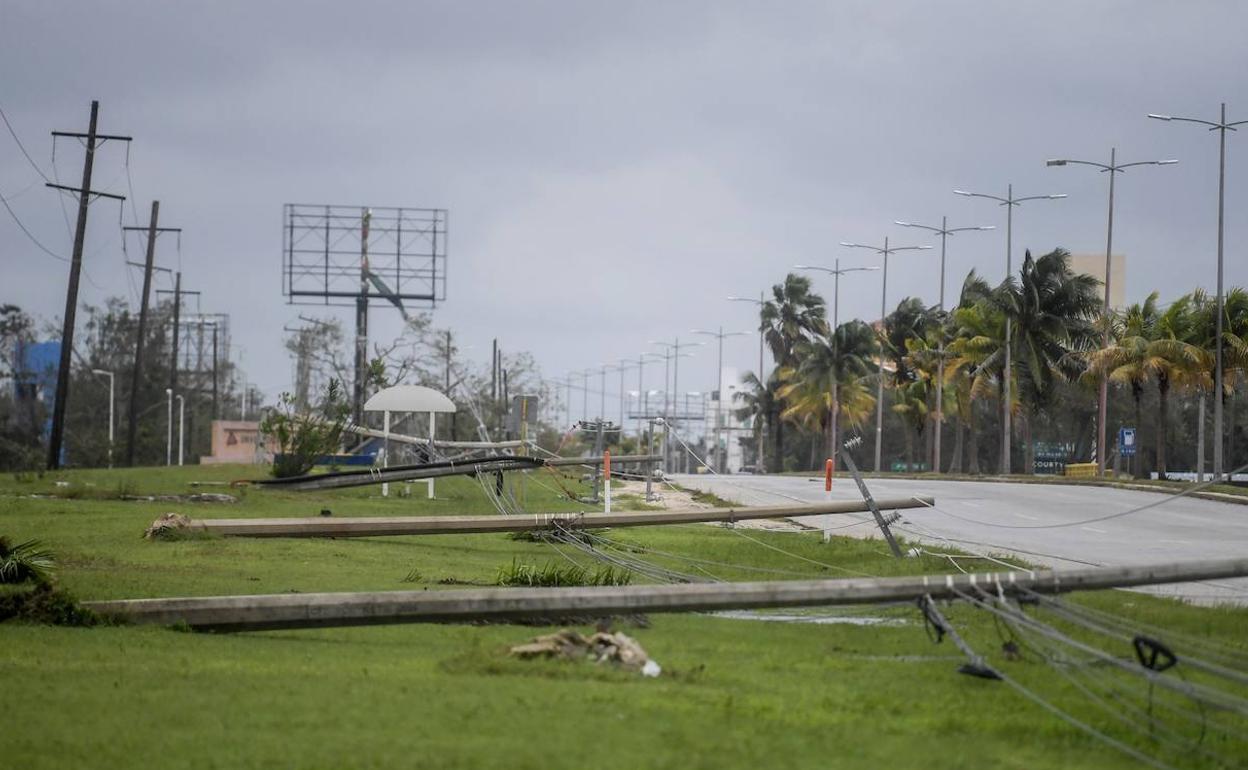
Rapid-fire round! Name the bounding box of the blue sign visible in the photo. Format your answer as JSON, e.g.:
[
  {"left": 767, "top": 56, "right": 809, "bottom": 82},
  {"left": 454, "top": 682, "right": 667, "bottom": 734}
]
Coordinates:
[{"left": 1118, "top": 427, "right": 1137, "bottom": 457}]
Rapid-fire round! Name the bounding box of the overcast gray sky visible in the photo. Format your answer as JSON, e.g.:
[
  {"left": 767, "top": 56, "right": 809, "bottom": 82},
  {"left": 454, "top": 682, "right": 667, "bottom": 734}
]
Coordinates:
[{"left": 3, "top": 0, "right": 1247, "bottom": 408}]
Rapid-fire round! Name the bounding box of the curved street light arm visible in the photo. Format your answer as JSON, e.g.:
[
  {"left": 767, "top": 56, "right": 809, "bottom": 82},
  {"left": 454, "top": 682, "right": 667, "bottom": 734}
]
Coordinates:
[
  {"left": 953, "top": 190, "right": 1009, "bottom": 204},
  {"left": 1148, "top": 113, "right": 1222, "bottom": 128}
]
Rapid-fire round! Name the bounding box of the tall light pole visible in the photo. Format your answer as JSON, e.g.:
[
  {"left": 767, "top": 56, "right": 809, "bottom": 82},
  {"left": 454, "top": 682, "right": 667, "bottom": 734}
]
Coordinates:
[
  {"left": 1046, "top": 150, "right": 1177, "bottom": 477},
  {"left": 728, "top": 292, "right": 768, "bottom": 471},
  {"left": 611, "top": 360, "right": 634, "bottom": 434},
  {"left": 165, "top": 388, "right": 173, "bottom": 466},
  {"left": 1149, "top": 105, "right": 1246, "bottom": 480},
  {"left": 176, "top": 394, "right": 185, "bottom": 466},
  {"left": 635, "top": 352, "right": 663, "bottom": 437},
  {"left": 651, "top": 340, "right": 700, "bottom": 469},
  {"left": 894, "top": 218, "right": 995, "bottom": 473},
  {"left": 794, "top": 261, "right": 880, "bottom": 467},
  {"left": 693, "top": 327, "right": 749, "bottom": 472},
  {"left": 954, "top": 186, "right": 1066, "bottom": 474},
  {"left": 92, "top": 369, "right": 115, "bottom": 468},
  {"left": 841, "top": 238, "right": 933, "bottom": 472}
]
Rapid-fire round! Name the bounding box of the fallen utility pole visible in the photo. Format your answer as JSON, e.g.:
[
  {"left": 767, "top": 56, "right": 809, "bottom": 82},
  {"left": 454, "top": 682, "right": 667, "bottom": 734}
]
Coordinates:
[
  {"left": 85, "top": 556, "right": 1248, "bottom": 632},
  {"left": 156, "top": 496, "right": 935, "bottom": 538},
  {"left": 253, "top": 453, "right": 663, "bottom": 491},
  {"left": 341, "top": 421, "right": 527, "bottom": 450}
]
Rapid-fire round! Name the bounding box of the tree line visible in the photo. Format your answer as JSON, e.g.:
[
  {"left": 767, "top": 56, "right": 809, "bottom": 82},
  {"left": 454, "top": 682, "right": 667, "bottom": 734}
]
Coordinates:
[{"left": 733, "top": 248, "right": 1248, "bottom": 478}]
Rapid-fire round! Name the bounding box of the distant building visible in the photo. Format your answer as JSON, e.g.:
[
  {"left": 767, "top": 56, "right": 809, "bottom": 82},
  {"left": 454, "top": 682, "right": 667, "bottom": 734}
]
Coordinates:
[{"left": 1070, "top": 253, "right": 1126, "bottom": 310}]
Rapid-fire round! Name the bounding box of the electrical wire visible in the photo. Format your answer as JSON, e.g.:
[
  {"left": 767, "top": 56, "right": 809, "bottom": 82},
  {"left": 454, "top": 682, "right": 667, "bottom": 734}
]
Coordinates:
[{"left": 0, "top": 102, "right": 51, "bottom": 183}]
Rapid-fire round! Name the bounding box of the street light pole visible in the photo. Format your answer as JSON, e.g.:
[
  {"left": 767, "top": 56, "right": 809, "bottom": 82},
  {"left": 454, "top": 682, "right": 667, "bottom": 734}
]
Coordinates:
[
  {"left": 794, "top": 260, "right": 880, "bottom": 468},
  {"left": 1046, "top": 150, "right": 1177, "bottom": 477},
  {"left": 693, "top": 327, "right": 749, "bottom": 472},
  {"left": 176, "top": 394, "right": 185, "bottom": 466},
  {"left": 165, "top": 388, "right": 173, "bottom": 466},
  {"left": 840, "top": 239, "right": 933, "bottom": 472},
  {"left": 728, "top": 292, "right": 768, "bottom": 471},
  {"left": 92, "top": 369, "right": 115, "bottom": 468},
  {"left": 1149, "top": 104, "right": 1246, "bottom": 480},
  {"left": 954, "top": 186, "right": 1066, "bottom": 474},
  {"left": 894, "top": 218, "right": 994, "bottom": 473}
]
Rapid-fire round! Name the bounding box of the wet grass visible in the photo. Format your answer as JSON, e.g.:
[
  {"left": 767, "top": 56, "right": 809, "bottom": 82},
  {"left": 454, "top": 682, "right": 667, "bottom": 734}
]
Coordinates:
[{"left": 1, "top": 464, "right": 1246, "bottom": 769}]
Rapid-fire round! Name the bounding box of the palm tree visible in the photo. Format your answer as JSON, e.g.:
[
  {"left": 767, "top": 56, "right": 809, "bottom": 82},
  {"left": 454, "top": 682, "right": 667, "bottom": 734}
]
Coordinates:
[
  {"left": 761, "top": 273, "right": 827, "bottom": 368},
  {"left": 1007, "top": 249, "right": 1101, "bottom": 473},
  {"left": 1089, "top": 292, "right": 1206, "bottom": 479},
  {"left": 777, "top": 320, "right": 877, "bottom": 462},
  {"left": 881, "top": 297, "right": 938, "bottom": 469},
  {"left": 734, "top": 371, "right": 777, "bottom": 471},
  {"left": 945, "top": 272, "right": 1007, "bottom": 474}
]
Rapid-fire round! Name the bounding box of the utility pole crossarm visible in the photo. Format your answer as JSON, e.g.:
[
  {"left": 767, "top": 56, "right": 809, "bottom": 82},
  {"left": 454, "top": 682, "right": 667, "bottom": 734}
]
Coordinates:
[
  {"left": 51, "top": 130, "right": 133, "bottom": 142},
  {"left": 44, "top": 182, "right": 125, "bottom": 201}
]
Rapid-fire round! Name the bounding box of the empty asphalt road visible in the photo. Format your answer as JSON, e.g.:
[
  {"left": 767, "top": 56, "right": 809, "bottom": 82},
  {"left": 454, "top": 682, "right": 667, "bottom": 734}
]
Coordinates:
[{"left": 672, "top": 474, "right": 1248, "bottom": 605}]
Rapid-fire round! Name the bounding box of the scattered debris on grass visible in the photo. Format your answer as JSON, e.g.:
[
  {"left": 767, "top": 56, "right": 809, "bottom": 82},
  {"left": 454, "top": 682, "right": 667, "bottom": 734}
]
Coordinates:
[
  {"left": 495, "top": 559, "right": 632, "bottom": 587},
  {"left": 143, "top": 513, "right": 216, "bottom": 541},
  {"left": 510, "top": 627, "right": 661, "bottom": 676},
  {"left": 401, "top": 567, "right": 424, "bottom": 583},
  {"left": 30, "top": 488, "right": 237, "bottom": 503},
  {"left": 0, "top": 536, "right": 56, "bottom": 585}
]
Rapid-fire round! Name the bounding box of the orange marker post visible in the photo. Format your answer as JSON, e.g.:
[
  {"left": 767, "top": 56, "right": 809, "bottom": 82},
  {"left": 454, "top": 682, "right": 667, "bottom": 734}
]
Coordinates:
[{"left": 823, "top": 458, "right": 834, "bottom": 542}]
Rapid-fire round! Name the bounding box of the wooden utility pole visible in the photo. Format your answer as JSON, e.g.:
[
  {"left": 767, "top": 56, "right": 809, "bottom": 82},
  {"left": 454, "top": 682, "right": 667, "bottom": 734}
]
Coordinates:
[
  {"left": 211, "top": 323, "right": 219, "bottom": 420},
  {"left": 122, "top": 205, "right": 181, "bottom": 466},
  {"left": 84, "top": 556, "right": 1248, "bottom": 632},
  {"left": 44, "top": 100, "right": 130, "bottom": 469}
]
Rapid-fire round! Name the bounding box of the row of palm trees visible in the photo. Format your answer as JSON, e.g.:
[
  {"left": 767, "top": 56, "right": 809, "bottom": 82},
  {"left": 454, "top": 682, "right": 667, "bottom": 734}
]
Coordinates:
[{"left": 734, "top": 248, "right": 1246, "bottom": 478}]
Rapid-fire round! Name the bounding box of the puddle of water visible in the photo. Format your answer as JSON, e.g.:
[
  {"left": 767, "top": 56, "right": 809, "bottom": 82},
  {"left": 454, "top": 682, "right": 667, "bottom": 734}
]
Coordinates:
[{"left": 711, "top": 610, "right": 908, "bottom": 627}]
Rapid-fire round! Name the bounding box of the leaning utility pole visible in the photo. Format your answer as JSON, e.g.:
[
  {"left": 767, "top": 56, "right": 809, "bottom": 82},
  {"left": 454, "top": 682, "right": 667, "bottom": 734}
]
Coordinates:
[
  {"left": 44, "top": 100, "right": 130, "bottom": 470},
  {"left": 122, "top": 204, "right": 181, "bottom": 466}
]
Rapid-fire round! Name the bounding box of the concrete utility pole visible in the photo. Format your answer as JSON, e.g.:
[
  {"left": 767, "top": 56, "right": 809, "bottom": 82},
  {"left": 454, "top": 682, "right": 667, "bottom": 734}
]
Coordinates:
[
  {"left": 1046, "top": 151, "right": 1176, "bottom": 476},
  {"left": 894, "top": 218, "right": 994, "bottom": 473},
  {"left": 841, "top": 238, "right": 933, "bottom": 473},
  {"left": 44, "top": 100, "right": 130, "bottom": 470},
  {"left": 954, "top": 186, "right": 1065, "bottom": 474},
  {"left": 122, "top": 204, "right": 180, "bottom": 466},
  {"left": 168, "top": 495, "right": 932, "bottom": 537},
  {"left": 86, "top": 556, "right": 1248, "bottom": 632}
]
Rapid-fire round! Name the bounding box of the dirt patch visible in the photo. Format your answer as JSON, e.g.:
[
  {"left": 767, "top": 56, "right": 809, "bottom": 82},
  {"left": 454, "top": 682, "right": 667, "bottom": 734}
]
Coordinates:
[{"left": 613, "top": 480, "right": 813, "bottom": 532}]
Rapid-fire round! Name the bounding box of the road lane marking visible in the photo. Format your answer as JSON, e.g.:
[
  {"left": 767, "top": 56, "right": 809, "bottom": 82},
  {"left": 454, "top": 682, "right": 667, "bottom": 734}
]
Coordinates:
[
  {"left": 1013, "top": 513, "right": 1038, "bottom": 521},
  {"left": 1081, "top": 526, "right": 1108, "bottom": 534}
]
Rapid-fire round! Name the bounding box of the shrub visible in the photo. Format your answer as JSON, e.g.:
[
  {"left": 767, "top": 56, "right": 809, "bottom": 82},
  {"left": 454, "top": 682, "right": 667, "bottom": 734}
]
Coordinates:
[
  {"left": 261, "top": 379, "right": 350, "bottom": 478},
  {"left": 495, "top": 559, "right": 632, "bottom": 588}
]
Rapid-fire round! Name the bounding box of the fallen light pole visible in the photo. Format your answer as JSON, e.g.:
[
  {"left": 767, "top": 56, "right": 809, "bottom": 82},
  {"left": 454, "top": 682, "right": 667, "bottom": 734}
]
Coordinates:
[
  {"left": 85, "top": 556, "right": 1248, "bottom": 632},
  {"left": 158, "top": 496, "right": 936, "bottom": 539}
]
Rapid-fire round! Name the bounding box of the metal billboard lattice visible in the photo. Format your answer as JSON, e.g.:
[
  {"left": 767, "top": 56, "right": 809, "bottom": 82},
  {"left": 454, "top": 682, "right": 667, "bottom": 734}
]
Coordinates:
[{"left": 282, "top": 204, "right": 448, "bottom": 308}]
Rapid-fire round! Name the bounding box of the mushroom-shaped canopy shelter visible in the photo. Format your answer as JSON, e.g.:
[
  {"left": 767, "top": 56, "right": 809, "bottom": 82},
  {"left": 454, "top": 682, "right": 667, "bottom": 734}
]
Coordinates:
[{"left": 363, "top": 385, "right": 456, "bottom": 414}]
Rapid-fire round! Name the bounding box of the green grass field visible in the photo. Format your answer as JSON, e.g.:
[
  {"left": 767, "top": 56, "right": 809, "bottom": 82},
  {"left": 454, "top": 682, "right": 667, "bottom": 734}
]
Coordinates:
[{"left": 2, "top": 464, "right": 1246, "bottom": 769}]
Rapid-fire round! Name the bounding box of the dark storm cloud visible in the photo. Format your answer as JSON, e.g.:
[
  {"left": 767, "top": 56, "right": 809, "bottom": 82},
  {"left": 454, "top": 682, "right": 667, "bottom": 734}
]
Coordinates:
[{"left": 3, "top": 0, "right": 1247, "bottom": 400}]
